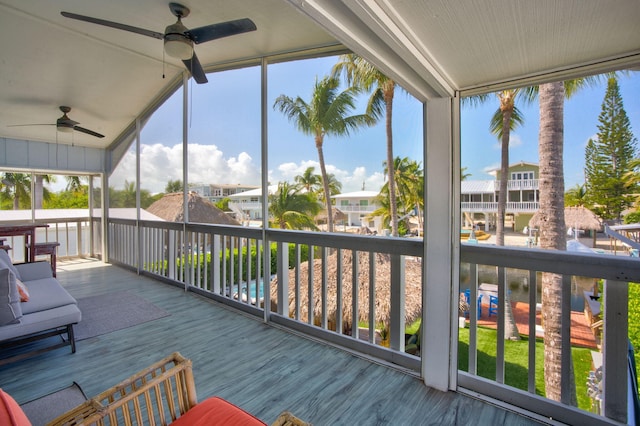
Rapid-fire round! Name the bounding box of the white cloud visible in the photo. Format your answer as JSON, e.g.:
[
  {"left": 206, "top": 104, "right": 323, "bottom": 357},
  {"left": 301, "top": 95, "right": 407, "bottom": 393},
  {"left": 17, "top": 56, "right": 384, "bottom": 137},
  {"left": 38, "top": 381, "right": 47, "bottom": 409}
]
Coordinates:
[
  {"left": 110, "top": 143, "right": 261, "bottom": 194},
  {"left": 109, "top": 143, "right": 384, "bottom": 195}
]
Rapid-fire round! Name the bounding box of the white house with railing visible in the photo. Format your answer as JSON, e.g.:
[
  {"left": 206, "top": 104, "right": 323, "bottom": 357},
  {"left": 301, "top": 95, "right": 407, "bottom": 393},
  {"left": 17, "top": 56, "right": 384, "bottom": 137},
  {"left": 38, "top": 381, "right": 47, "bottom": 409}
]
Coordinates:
[
  {"left": 189, "top": 183, "right": 259, "bottom": 204},
  {"left": 462, "top": 161, "right": 539, "bottom": 231},
  {"left": 227, "top": 185, "right": 277, "bottom": 221},
  {"left": 331, "top": 190, "right": 382, "bottom": 231}
]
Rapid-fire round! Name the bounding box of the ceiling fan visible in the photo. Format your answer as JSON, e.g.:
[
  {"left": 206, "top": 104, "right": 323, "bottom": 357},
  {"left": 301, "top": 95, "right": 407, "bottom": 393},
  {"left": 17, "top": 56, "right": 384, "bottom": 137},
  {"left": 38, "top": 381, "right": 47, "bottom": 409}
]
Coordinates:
[
  {"left": 8, "top": 106, "right": 105, "bottom": 138},
  {"left": 61, "top": 3, "right": 257, "bottom": 84}
]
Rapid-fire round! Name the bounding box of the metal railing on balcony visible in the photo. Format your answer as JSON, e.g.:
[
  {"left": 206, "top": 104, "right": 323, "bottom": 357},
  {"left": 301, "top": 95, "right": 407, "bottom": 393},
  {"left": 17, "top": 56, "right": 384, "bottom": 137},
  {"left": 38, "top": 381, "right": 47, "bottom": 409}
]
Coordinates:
[{"left": 102, "top": 218, "right": 639, "bottom": 424}]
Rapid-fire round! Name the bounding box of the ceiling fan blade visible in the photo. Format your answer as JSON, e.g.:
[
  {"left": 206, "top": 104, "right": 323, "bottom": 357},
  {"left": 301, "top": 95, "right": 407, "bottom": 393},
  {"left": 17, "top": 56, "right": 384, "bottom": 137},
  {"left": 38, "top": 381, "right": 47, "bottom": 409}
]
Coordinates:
[
  {"left": 61, "top": 11, "right": 164, "bottom": 40},
  {"left": 73, "top": 126, "right": 105, "bottom": 138},
  {"left": 7, "top": 124, "right": 55, "bottom": 128},
  {"left": 182, "top": 53, "right": 208, "bottom": 84},
  {"left": 186, "top": 18, "right": 256, "bottom": 44}
]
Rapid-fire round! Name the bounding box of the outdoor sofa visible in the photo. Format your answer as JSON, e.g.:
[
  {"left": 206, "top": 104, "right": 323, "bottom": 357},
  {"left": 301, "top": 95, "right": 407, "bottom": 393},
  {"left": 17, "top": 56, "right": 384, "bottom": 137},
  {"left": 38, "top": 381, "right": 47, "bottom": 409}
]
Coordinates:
[{"left": 0, "top": 249, "right": 81, "bottom": 366}]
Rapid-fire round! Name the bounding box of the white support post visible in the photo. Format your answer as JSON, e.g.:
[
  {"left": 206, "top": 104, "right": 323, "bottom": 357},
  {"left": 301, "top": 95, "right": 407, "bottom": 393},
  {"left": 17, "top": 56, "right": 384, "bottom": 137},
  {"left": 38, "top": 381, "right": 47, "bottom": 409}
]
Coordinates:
[
  {"left": 603, "top": 279, "right": 628, "bottom": 423},
  {"left": 423, "top": 97, "right": 455, "bottom": 392}
]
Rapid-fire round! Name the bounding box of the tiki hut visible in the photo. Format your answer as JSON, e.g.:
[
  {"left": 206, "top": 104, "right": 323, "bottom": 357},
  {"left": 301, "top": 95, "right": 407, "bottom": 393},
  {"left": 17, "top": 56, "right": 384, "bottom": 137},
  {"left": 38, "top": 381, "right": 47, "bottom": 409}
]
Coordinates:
[
  {"left": 529, "top": 206, "right": 601, "bottom": 246},
  {"left": 147, "top": 192, "right": 240, "bottom": 225},
  {"left": 270, "top": 250, "right": 422, "bottom": 334}
]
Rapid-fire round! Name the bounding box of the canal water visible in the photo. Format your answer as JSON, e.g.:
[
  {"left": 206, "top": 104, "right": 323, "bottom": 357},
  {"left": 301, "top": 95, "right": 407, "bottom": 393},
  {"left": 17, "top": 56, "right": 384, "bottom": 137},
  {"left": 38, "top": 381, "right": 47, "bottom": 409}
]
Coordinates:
[{"left": 460, "top": 263, "right": 596, "bottom": 312}]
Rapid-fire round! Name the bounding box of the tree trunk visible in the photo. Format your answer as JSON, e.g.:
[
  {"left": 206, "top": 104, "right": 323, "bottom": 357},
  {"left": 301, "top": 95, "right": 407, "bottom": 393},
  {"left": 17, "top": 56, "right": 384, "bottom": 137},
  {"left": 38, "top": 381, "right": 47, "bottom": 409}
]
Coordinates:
[
  {"left": 316, "top": 137, "right": 333, "bottom": 232},
  {"left": 385, "top": 90, "right": 398, "bottom": 236},
  {"left": 539, "top": 81, "right": 576, "bottom": 405},
  {"left": 496, "top": 98, "right": 520, "bottom": 340}
]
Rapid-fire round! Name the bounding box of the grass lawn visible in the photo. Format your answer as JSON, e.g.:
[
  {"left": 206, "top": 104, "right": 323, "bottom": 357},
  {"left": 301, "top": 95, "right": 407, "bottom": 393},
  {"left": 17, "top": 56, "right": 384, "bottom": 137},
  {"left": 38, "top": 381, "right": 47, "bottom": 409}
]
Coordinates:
[{"left": 458, "top": 327, "right": 593, "bottom": 411}]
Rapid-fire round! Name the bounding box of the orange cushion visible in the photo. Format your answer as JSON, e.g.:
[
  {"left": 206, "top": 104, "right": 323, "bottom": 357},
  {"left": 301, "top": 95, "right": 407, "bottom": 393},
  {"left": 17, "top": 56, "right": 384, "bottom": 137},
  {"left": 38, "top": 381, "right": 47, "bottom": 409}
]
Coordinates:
[
  {"left": 0, "top": 389, "right": 31, "bottom": 426},
  {"left": 16, "top": 279, "right": 29, "bottom": 303},
  {"left": 171, "top": 396, "right": 266, "bottom": 426}
]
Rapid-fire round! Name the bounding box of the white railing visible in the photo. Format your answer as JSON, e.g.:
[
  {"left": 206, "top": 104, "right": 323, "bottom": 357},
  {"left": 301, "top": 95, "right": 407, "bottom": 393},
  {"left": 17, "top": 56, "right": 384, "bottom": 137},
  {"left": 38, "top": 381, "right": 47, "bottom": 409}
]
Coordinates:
[
  {"left": 337, "top": 204, "right": 378, "bottom": 212},
  {"left": 104, "top": 218, "right": 636, "bottom": 424},
  {"left": 1, "top": 217, "right": 99, "bottom": 263},
  {"left": 506, "top": 179, "right": 539, "bottom": 190},
  {"left": 461, "top": 201, "right": 539, "bottom": 212},
  {"left": 228, "top": 201, "right": 262, "bottom": 211}
]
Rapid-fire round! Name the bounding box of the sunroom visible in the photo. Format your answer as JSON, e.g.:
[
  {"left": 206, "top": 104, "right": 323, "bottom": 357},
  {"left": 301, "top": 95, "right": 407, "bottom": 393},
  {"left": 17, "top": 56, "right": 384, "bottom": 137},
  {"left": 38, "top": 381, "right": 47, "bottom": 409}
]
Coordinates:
[{"left": 1, "top": 1, "right": 639, "bottom": 424}]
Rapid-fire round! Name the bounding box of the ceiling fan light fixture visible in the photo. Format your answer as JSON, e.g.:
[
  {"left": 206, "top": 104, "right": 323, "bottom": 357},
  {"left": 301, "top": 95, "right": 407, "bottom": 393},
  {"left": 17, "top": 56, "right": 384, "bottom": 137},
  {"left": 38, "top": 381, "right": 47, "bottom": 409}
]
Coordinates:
[
  {"left": 164, "top": 34, "right": 193, "bottom": 60},
  {"left": 57, "top": 125, "right": 74, "bottom": 134}
]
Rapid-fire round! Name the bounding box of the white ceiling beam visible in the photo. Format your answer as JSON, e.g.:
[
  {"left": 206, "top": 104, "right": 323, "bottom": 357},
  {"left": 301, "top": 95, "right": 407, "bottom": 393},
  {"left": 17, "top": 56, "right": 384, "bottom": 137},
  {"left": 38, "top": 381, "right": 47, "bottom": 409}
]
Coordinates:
[{"left": 286, "top": 0, "right": 455, "bottom": 100}]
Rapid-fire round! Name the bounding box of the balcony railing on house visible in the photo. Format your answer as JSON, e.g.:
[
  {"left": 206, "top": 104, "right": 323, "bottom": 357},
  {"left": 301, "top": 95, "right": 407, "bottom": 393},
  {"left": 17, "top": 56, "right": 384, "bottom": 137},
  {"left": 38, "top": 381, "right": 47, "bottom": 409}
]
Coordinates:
[
  {"left": 4, "top": 215, "right": 636, "bottom": 424},
  {"left": 461, "top": 201, "right": 539, "bottom": 213},
  {"left": 506, "top": 179, "right": 539, "bottom": 190},
  {"left": 336, "top": 204, "right": 378, "bottom": 213}
]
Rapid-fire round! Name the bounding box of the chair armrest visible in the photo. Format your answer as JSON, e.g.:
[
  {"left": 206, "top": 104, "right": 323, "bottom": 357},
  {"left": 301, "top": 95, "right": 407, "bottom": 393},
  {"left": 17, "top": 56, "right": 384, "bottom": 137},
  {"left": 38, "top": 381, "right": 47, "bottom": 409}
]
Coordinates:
[{"left": 14, "top": 261, "right": 53, "bottom": 281}]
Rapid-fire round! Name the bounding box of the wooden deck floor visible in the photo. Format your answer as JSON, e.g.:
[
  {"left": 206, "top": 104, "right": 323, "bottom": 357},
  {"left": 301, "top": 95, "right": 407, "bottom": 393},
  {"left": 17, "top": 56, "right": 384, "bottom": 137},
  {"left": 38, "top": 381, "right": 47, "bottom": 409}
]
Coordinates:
[{"left": 0, "top": 259, "right": 546, "bottom": 425}]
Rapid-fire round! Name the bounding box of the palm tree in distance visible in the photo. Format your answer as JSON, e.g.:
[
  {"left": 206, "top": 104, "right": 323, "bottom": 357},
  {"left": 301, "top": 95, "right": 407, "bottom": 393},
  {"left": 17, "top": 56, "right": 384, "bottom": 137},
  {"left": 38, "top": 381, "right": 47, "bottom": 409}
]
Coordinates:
[
  {"left": 268, "top": 182, "right": 321, "bottom": 230},
  {"left": 332, "top": 54, "right": 403, "bottom": 235},
  {"left": 274, "top": 76, "right": 373, "bottom": 232},
  {"left": 318, "top": 173, "right": 342, "bottom": 204},
  {"left": 1, "top": 172, "right": 31, "bottom": 210},
  {"left": 294, "top": 167, "right": 322, "bottom": 195},
  {"left": 466, "top": 88, "right": 534, "bottom": 246}
]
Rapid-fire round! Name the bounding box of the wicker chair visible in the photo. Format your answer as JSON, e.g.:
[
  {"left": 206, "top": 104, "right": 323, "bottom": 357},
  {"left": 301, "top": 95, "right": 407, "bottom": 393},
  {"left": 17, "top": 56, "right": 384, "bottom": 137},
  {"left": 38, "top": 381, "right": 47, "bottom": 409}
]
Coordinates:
[{"left": 47, "top": 352, "right": 310, "bottom": 426}]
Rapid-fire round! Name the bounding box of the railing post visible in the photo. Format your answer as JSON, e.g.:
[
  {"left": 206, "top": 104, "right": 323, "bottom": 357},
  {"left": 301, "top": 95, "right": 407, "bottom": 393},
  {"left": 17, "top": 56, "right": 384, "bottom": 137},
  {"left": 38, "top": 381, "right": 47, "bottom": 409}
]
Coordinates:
[
  {"left": 211, "top": 235, "right": 221, "bottom": 295},
  {"left": 389, "top": 254, "right": 405, "bottom": 351},
  {"left": 277, "top": 241, "right": 289, "bottom": 317},
  {"left": 602, "top": 279, "right": 628, "bottom": 423},
  {"left": 168, "top": 230, "right": 176, "bottom": 280}
]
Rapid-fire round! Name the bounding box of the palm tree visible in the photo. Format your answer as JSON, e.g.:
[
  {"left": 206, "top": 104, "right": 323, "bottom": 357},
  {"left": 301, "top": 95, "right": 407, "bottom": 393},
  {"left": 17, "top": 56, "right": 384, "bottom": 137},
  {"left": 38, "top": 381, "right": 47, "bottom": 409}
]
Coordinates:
[
  {"left": 1, "top": 173, "right": 31, "bottom": 210},
  {"left": 65, "top": 176, "right": 85, "bottom": 193},
  {"left": 274, "top": 76, "right": 373, "bottom": 232},
  {"left": 318, "top": 173, "right": 342, "bottom": 203},
  {"left": 537, "top": 76, "right": 606, "bottom": 404},
  {"left": 331, "top": 54, "right": 403, "bottom": 235},
  {"left": 268, "top": 182, "right": 321, "bottom": 230},
  {"left": 294, "top": 167, "right": 322, "bottom": 195},
  {"left": 564, "top": 184, "right": 588, "bottom": 207},
  {"left": 33, "top": 174, "right": 53, "bottom": 209},
  {"left": 381, "top": 157, "right": 423, "bottom": 233},
  {"left": 461, "top": 167, "right": 472, "bottom": 181}
]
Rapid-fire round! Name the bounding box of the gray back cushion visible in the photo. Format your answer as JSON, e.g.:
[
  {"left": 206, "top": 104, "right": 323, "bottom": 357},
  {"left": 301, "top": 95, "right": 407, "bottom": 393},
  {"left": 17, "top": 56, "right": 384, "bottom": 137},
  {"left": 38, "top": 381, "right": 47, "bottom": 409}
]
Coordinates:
[
  {"left": 0, "top": 249, "right": 21, "bottom": 281},
  {"left": 0, "top": 268, "right": 22, "bottom": 325}
]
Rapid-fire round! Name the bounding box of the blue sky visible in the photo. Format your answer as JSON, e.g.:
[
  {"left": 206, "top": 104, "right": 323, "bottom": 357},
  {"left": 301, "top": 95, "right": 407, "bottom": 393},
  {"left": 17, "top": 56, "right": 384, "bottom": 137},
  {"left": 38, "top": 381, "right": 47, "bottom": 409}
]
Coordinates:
[{"left": 108, "top": 56, "right": 640, "bottom": 195}]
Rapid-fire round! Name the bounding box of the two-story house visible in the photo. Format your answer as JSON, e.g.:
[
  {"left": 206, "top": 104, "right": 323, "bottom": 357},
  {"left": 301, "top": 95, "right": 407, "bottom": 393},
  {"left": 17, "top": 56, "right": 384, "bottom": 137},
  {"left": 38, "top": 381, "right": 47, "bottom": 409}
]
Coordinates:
[
  {"left": 331, "top": 190, "right": 382, "bottom": 232},
  {"left": 189, "top": 183, "right": 260, "bottom": 204},
  {"left": 461, "top": 161, "right": 539, "bottom": 232}
]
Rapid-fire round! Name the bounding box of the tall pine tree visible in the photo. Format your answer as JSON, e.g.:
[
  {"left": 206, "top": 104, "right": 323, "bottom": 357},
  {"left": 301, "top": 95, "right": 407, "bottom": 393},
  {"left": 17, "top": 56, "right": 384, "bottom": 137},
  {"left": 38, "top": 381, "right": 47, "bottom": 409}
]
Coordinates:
[{"left": 584, "top": 77, "right": 637, "bottom": 220}]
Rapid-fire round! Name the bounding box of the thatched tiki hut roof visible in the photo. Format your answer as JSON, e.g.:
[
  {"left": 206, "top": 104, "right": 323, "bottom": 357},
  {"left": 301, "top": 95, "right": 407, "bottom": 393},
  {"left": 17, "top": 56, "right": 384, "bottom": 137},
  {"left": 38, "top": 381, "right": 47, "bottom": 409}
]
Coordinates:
[
  {"left": 270, "top": 250, "right": 422, "bottom": 332},
  {"left": 147, "top": 192, "right": 240, "bottom": 225},
  {"left": 529, "top": 206, "right": 601, "bottom": 232}
]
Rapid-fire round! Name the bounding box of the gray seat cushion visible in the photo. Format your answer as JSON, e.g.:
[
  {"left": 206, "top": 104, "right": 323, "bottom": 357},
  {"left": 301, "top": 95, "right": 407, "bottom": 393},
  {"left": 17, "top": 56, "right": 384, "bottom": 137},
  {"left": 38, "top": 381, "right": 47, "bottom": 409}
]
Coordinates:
[
  {"left": 0, "top": 304, "right": 81, "bottom": 341},
  {"left": 0, "top": 268, "right": 22, "bottom": 326},
  {"left": 20, "top": 279, "right": 77, "bottom": 315}
]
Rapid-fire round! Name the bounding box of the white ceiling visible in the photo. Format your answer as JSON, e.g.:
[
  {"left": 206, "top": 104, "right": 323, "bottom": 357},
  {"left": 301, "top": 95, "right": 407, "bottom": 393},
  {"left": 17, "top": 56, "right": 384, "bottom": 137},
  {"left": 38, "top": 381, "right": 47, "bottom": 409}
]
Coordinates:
[
  {"left": 0, "top": 0, "right": 638, "bottom": 152},
  {"left": 0, "top": 0, "right": 339, "bottom": 149}
]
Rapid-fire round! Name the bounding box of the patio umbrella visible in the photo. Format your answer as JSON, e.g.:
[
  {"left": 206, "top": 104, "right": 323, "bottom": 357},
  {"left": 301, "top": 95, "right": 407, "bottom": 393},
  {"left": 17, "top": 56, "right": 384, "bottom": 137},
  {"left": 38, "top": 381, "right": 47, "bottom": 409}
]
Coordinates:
[
  {"left": 270, "top": 250, "right": 422, "bottom": 332},
  {"left": 147, "top": 192, "right": 240, "bottom": 225}
]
